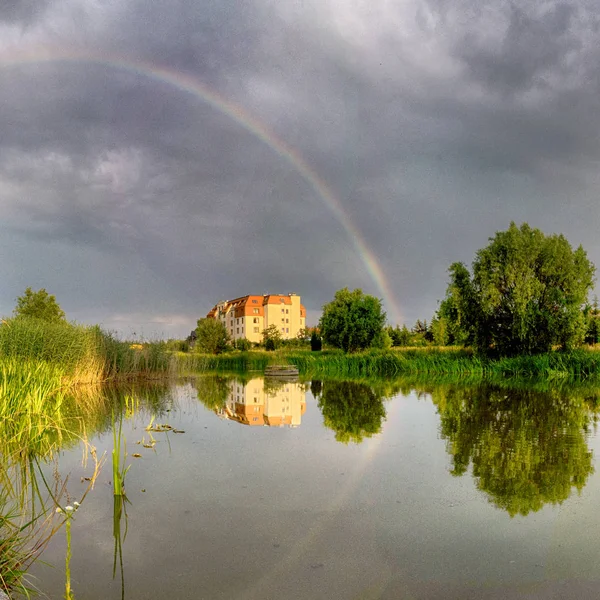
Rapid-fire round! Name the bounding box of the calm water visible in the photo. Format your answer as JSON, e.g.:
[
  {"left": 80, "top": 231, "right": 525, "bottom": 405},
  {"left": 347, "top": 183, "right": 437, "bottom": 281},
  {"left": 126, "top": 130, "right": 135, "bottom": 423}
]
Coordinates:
[{"left": 15, "top": 375, "right": 600, "bottom": 599}]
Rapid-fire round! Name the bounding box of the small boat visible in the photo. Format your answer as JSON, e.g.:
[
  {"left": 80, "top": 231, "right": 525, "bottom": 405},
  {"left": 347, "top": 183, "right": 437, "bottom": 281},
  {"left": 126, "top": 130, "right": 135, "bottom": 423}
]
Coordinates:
[{"left": 264, "top": 364, "right": 299, "bottom": 377}]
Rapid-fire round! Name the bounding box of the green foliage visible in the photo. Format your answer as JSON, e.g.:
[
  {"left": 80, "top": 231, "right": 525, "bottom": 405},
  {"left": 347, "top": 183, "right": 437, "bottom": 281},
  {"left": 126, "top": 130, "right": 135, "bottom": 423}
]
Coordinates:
[
  {"left": 388, "top": 325, "right": 411, "bottom": 347},
  {"left": 13, "top": 287, "right": 66, "bottom": 322},
  {"left": 177, "top": 350, "right": 272, "bottom": 373},
  {"left": 584, "top": 300, "right": 600, "bottom": 345},
  {"left": 319, "top": 288, "right": 386, "bottom": 352},
  {"left": 429, "top": 316, "right": 449, "bottom": 346},
  {"left": 195, "top": 318, "right": 230, "bottom": 355},
  {"left": 165, "top": 338, "right": 190, "bottom": 352},
  {"left": 175, "top": 345, "right": 600, "bottom": 380},
  {"left": 318, "top": 380, "right": 387, "bottom": 443},
  {"left": 262, "top": 325, "right": 282, "bottom": 350},
  {"left": 371, "top": 329, "right": 392, "bottom": 350},
  {"left": 310, "top": 331, "right": 322, "bottom": 351},
  {"left": 193, "top": 374, "right": 232, "bottom": 410},
  {"left": 0, "top": 489, "right": 49, "bottom": 596},
  {"left": 234, "top": 338, "right": 252, "bottom": 352},
  {"left": 441, "top": 222, "right": 596, "bottom": 356},
  {"left": 431, "top": 383, "right": 596, "bottom": 516},
  {"left": 0, "top": 317, "right": 173, "bottom": 383}
]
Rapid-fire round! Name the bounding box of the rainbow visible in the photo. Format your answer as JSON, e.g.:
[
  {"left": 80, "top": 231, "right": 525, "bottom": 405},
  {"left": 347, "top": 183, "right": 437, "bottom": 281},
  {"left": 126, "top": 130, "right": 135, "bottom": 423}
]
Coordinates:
[{"left": 0, "top": 44, "right": 402, "bottom": 323}]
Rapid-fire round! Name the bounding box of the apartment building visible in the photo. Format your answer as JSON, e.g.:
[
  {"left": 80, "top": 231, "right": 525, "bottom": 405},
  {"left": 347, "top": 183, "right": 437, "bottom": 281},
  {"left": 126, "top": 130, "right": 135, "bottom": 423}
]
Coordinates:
[{"left": 207, "top": 293, "right": 306, "bottom": 343}]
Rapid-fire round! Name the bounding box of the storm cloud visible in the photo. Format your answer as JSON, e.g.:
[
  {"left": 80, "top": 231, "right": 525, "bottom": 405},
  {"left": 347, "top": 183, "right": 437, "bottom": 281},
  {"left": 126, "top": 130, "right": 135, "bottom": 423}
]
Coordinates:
[{"left": 1, "top": 0, "right": 600, "bottom": 337}]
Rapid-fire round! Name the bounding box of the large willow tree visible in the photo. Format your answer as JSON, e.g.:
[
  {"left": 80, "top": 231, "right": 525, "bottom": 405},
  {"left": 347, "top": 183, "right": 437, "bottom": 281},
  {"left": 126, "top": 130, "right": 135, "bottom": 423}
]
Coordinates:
[{"left": 440, "top": 222, "right": 595, "bottom": 355}]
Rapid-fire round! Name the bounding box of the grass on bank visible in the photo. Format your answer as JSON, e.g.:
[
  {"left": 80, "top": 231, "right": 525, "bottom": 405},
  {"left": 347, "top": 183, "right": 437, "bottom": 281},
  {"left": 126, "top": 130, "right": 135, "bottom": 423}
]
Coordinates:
[
  {"left": 0, "top": 317, "right": 174, "bottom": 384},
  {"left": 179, "top": 346, "right": 600, "bottom": 379}
]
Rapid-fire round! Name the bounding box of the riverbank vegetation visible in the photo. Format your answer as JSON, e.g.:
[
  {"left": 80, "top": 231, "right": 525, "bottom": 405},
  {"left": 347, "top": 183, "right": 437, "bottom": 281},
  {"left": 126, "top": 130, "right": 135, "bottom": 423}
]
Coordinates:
[
  {"left": 1, "top": 288, "right": 174, "bottom": 389},
  {"left": 178, "top": 346, "right": 600, "bottom": 379}
]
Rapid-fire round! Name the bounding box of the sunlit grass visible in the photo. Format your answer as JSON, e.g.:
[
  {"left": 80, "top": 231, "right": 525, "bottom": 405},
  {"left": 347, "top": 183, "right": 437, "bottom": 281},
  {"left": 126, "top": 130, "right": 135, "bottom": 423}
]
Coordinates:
[
  {"left": 0, "top": 317, "right": 175, "bottom": 385},
  {"left": 178, "top": 347, "right": 600, "bottom": 379}
]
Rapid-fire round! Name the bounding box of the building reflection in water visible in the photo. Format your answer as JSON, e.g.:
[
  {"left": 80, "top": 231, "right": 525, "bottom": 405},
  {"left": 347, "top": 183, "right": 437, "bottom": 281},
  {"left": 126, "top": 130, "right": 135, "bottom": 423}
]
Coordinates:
[{"left": 216, "top": 377, "right": 306, "bottom": 427}]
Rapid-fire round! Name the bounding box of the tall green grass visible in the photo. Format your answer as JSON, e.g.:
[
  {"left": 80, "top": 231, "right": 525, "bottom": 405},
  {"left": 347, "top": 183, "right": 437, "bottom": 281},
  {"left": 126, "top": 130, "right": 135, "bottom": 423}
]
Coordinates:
[
  {"left": 0, "top": 317, "right": 174, "bottom": 384},
  {"left": 178, "top": 347, "right": 600, "bottom": 380},
  {"left": 176, "top": 351, "right": 271, "bottom": 374},
  {"left": 0, "top": 491, "right": 51, "bottom": 597}
]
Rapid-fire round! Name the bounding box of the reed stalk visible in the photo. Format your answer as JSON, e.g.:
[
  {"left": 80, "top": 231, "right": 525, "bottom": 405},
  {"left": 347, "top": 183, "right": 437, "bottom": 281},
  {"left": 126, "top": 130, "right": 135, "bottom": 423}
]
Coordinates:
[{"left": 178, "top": 347, "right": 600, "bottom": 380}]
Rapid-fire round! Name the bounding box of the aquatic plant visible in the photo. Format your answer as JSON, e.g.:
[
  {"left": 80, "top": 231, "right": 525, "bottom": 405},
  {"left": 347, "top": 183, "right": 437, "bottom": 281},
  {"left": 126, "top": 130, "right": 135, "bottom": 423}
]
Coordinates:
[{"left": 112, "top": 411, "right": 131, "bottom": 497}]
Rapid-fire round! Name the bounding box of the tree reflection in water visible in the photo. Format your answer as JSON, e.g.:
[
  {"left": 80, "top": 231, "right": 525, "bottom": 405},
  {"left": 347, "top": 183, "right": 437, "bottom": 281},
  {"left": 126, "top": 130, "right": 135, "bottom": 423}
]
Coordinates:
[
  {"left": 315, "top": 380, "right": 387, "bottom": 444},
  {"left": 430, "top": 384, "right": 598, "bottom": 516}
]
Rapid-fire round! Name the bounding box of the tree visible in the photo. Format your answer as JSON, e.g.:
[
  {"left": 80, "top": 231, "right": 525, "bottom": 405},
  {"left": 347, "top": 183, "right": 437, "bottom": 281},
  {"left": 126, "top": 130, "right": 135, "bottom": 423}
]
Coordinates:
[
  {"left": 441, "top": 222, "right": 595, "bottom": 356},
  {"left": 371, "top": 329, "right": 392, "bottom": 350},
  {"left": 389, "top": 325, "right": 411, "bottom": 347},
  {"left": 584, "top": 298, "right": 600, "bottom": 345},
  {"left": 319, "top": 288, "right": 386, "bottom": 353},
  {"left": 13, "top": 287, "right": 65, "bottom": 322},
  {"left": 262, "top": 324, "right": 283, "bottom": 351},
  {"left": 429, "top": 315, "right": 448, "bottom": 346},
  {"left": 195, "top": 318, "right": 230, "bottom": 354}
]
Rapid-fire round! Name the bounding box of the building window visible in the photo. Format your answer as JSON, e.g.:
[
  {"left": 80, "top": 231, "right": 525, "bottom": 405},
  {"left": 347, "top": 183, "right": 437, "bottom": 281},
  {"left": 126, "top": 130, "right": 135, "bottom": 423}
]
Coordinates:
[
  {"left": 281, "top": 318, "right": 285, "bottom": 323},
  {"left": 236, "top": 318, "right": 239, "bottom": 324},
  {"left": 254, "top": 327, "right": 259, "bottom": 333},
  {"left": 281, "top": 308, "right": 285, "bottom": 313},
  {"left": 253, "top": 308, "right": 259, "bottom": 314},
  {"left": 286, "top": 319, "right": 289, "bottom": 323},
  {"left": 286, "top": 309, "right": 289, "bottom": 314},
  {"left": 252, "top": 299, "right": 258, "bottom": 304},
  {"left": 286, "top": 328, "right": 289, "bottom": 333},
  {"left": 281, "top": 328, "right": 285, "bottom": 333},
  {"left": 236, "top": 328, "right": 239, "bottom": 334},
  {"left": 253, "top": 317, "right": 259, "bottom": 323}
]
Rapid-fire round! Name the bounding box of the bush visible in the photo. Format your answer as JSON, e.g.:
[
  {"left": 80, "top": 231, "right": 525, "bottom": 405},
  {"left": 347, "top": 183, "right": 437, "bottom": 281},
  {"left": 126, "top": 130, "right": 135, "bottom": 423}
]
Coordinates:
[{"left": 234, "top": 338, "right": 252, "bottom": 351}]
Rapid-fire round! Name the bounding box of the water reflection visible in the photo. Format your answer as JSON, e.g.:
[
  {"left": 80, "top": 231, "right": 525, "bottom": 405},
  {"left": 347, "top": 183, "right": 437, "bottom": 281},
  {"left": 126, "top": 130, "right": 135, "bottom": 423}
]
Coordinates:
[
  {"left": 7, "top": 375, "right": 600, "bottom": 598},
  {"left": 0, "top": 382, "right": 173, "bottom": 597},
  {"left": 427, "top": 382, "right": 599, "bottom": 516},
  {"left": 195, "top": 376, "right": 307, "bottom": 427},
  {"left": 312, "top": 379, "right": 388, "bottom": 444}
]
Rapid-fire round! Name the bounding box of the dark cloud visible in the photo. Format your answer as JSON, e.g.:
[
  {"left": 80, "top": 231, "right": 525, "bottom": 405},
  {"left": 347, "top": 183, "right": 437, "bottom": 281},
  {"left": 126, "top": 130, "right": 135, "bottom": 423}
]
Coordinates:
[
  {"left": 0, "top": 0, "right": 53, "bottom": 26},
  {"left": 1, "top": 0, "right": 600, "bottom": 335},
  {"left": 457, "top": 4, "right": 578, "bottom": 95}
]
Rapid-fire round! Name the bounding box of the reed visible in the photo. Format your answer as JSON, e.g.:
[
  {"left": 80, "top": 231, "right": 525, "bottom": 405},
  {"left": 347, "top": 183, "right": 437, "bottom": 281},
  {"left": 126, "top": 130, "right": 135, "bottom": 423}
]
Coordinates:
[
  {"left": 0, "top": 493, "right": 48, "bottom": 597},
  {"left": 0, "top": 318, "right": 175, "bottom": 386},
  {"left": 177, "top": 351, "right": 271, "bottom": 374},
  {"left": 111, "top": 410, "right": 131, "bottom": 498},
  {"left": 178, "top": 347, "right": 600, "bottom": 380}
]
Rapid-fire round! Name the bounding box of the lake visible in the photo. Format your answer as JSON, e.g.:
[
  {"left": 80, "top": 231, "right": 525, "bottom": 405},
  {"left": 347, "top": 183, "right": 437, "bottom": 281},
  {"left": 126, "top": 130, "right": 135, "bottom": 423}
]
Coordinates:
[{"left": 12, "top": 374, "right": 600, "bottom": 599}]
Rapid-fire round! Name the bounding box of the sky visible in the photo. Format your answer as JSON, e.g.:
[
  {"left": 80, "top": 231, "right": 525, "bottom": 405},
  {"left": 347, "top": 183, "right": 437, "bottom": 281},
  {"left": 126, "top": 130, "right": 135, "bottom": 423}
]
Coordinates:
[{"left": 1, "top": 0, "right": 600, "bottom": 339}]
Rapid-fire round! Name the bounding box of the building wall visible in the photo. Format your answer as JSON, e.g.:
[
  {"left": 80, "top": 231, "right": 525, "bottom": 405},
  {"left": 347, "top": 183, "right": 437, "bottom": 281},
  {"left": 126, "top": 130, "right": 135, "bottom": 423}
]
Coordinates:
[{"left": 207, "top": 293, "right": 306, "bottom": 342}]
